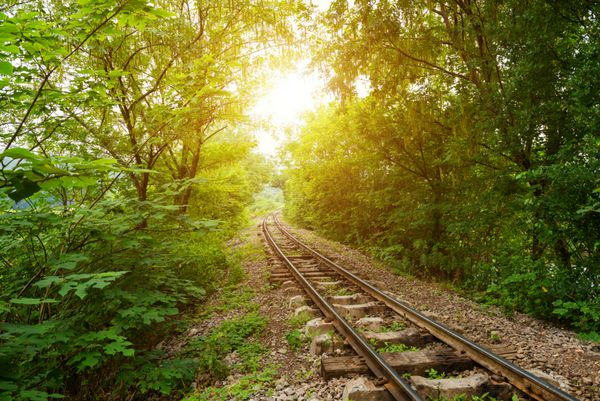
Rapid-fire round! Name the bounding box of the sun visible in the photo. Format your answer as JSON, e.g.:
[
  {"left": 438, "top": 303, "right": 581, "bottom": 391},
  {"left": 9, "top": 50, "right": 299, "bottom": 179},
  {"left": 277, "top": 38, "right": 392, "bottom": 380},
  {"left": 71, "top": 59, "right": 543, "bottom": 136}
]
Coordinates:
[
  {"left": 251, "top": 65, "right": 330, "bottom": 155},
  {"left": 252, "top": 71, "right": 324, "bottom": 126}
]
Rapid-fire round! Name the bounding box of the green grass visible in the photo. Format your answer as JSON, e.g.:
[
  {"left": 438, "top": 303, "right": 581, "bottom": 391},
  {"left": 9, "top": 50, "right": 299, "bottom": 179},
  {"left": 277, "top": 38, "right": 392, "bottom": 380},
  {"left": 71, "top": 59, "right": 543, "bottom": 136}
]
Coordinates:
[
  {"left": 321, "top": 284, "right": 353, "bottom": 297},
  {"left": 289, "top": 310, "right": 314, "bottom": 328},
  {"left": 577, "top": 331, "right": 600, "bottom": 343},
  {"left": 183, "top": 367, "right": 278, "bottom": 401},
  {"left": 183, "top": 312, "right": 268, "bottom": 379},
  {"left": 425, "top": 368, "right": 447, "bottom": 379},
  {"left": 199, "top": 285, "right": 256, "bottom": 320},
  {"left": 380, "top": 321, "right": 406, "bottom": 332},
  {"left": 285, "top": 329, "right": 307, "bottom": 350},
  {"left": 234, "top": 241, "right": 269, "bottom": 263},
  {"left": 377, "top": 342, "right": 418, "bottom": 353}
]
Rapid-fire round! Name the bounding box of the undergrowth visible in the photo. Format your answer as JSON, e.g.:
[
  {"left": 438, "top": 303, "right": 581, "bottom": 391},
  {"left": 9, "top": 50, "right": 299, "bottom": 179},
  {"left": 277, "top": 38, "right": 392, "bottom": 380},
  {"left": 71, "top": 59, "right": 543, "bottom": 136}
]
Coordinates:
[
  {"left": 285, "top": 329, "right": 307, "bottom": 351},
  {"left": 181, "top": 304, "right": 275, "bottom": 400},
  {"left": 288, "top": 311, "right": 314, "bottom": 329},
  {"left": 0, "top": 194, "right": 238, "bottom": 400},
  {"left": 377, "top": 342, "right": 418, "bottom": 353},
  {"left": 380, "top": 321, "right": 406, "bottom": 332},
  {"left": 183, "top": 368, "right": 277, "bottom": 401},
  {"left": 199, "top": 285, "right": 256, "bottom": 320},
  {"left": 183, "top": 312, "right": 268, "bottom": 380}
]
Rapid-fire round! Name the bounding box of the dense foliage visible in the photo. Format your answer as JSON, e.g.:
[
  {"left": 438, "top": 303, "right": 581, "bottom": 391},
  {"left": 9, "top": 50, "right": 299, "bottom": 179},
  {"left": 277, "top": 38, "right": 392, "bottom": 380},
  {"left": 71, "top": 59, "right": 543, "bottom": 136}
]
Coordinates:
[
  {"left": 285, "top": 1, "right": 599, "bottom": 333},
  {"left": 0, "top": 0, "right": 301, "bottom": 400},
  {"left": 2, "top": 0, "right": 599, "bottom": 399}
]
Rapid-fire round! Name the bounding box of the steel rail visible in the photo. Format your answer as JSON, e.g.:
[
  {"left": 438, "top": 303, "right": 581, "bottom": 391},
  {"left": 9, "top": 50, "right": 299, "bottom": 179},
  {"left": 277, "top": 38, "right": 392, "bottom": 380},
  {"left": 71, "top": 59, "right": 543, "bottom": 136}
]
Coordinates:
[
  {"left": 273, "top": 216, "right": 580, "bottom": 401},
  {"left": 262, "top": 217, "right": 424, "bottom": 401}
]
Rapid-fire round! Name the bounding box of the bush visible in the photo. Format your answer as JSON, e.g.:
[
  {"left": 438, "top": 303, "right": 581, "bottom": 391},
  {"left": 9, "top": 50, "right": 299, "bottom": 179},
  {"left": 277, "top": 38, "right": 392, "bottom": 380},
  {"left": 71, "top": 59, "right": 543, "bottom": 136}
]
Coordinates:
[{"left": 0, "top": 190, "right": 236, "bottom": 400}]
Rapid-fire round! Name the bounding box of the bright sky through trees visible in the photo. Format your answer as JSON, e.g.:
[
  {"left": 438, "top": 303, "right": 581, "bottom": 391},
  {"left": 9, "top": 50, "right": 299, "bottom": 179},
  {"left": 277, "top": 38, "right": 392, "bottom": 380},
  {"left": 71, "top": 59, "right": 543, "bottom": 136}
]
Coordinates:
[{"left": 251, "top": 62, "right": 330, "bottom": 156}]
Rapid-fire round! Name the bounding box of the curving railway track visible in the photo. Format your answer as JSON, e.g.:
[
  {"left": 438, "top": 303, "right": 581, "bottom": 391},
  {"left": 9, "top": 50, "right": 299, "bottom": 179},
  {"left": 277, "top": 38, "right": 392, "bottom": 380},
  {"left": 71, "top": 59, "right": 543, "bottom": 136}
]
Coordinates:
[{"left": 261, "top": 215, "right": 580, "bottom": 401}]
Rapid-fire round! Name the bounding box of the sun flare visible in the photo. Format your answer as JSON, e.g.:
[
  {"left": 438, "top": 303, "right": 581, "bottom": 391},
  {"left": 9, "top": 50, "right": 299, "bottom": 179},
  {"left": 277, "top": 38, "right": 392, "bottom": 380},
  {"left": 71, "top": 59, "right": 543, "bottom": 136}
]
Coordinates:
[
  {"left": 251, "top": 66, "right": 330, "bottom": 155},
  {"left": 252, "top": 72, "right": 324, "bottom": 126}
]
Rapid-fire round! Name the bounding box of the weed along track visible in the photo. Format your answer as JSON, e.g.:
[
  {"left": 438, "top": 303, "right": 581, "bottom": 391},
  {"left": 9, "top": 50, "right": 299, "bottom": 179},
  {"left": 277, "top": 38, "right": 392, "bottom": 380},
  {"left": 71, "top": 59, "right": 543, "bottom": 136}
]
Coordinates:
[{"left": 261, "top": 215, "right": 580, "bottom": 401}]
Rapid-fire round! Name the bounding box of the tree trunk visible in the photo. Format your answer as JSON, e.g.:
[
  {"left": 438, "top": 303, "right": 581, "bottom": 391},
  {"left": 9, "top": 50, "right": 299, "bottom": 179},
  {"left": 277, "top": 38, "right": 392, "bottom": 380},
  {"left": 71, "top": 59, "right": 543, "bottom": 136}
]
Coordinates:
[{"left": 176, "top": 136, "right": 203, "bottom": 214}]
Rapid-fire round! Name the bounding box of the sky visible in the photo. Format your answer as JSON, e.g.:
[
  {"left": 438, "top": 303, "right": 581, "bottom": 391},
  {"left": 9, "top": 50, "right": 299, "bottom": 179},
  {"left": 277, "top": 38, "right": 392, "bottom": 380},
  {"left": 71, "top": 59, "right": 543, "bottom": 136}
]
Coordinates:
[
  {"left": 250, "top": 61, "right": 331, "bottom": 156},
  {"left": 248, "top": 0, "right": 335, "bottom": 157}
]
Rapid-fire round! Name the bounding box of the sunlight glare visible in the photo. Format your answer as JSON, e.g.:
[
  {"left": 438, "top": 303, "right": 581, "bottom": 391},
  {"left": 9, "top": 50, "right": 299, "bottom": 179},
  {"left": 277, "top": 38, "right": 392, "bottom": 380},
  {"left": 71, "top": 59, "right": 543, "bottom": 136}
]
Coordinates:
[
  {"left": 251, "top": 66, "right": 330, "bottom": 155},
  {"left": 253, "top": 73, "right": 320, "bottom": 127}
]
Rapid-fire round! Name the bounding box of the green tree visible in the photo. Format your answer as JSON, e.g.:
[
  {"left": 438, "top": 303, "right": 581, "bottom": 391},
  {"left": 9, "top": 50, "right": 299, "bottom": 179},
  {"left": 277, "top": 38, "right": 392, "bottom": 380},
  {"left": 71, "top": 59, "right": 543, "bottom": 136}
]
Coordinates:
[
  {"left": 0, "top": 1, "right": 307, "bottom": 399},
  {"left": 285, "top": 0, "right": 599, "bottom": 329}
]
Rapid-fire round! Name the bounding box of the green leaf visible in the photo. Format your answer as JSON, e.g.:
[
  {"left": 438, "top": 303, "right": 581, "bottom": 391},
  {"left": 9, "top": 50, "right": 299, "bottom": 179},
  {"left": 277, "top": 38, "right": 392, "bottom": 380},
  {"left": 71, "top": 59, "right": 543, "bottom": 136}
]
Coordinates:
[
  {"left": 1, "top": 45, "right": 19, "bottom": 54},
  {"left": 0, "top": 301, "right": 10, "bottom": 315},
  {"left": 148, "top": 8, "right": 175, "bottom": 18},
  {"left": 103, "top": 339, "right": 134, "bottom": 356},
  {"left": 19, "top": 390, "right": 50, "bottom": 401},
  {"left": 0, "top": 381, "right": 17, "bottom": 391},
  {"left": 31, "top": 163, "right": 66, "bottom": 175},
  {"left": 0, "top": 61, "right": 12, "bottom": 75},
  {"left": 142, "top": 307, "right": 178, "bottom": 324},
  {"left": 34, "top": 276, "right": 62, "bottom": 289},
  {"left": 60, "top": 271, "right": 128, "bottom": 299},
  {"left": 10, "top": 298, "right": 58, "bottom": 305},
  {"left": 64, "top": 273, "right": 95, "bottom": 280},
  {"left": 69, "top": 351, "right": 102, "bottom": 372},
  {"left": 1, "top": 148, "right": 37, "bottom": 160},
  {"left": 87, "top": 158, "right": 117, "bottom": 170},
  {"left": 37, "top": 178, "right": 65, "bottom": 191},
  {"left": 8, "top": 177, "right": 41, "bottom": 202},
  {"left": 50, "top": 254, "right": 89, "bottom": 271},
  {"left": 55, "top": 175, "right": 97, "bottom": 188},
  {"left": 58, "top": 282, "right": 77, "bottom": 297},
  {"left": 74, "top": 285, "right": 89, "bottom": 299}
]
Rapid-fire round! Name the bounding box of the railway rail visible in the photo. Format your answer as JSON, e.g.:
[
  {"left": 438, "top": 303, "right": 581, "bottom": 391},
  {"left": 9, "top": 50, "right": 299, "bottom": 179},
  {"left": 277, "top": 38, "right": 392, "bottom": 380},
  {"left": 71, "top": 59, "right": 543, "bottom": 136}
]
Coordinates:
[{"left": 261, "top": 215, "right": 580, "bottom": 401}]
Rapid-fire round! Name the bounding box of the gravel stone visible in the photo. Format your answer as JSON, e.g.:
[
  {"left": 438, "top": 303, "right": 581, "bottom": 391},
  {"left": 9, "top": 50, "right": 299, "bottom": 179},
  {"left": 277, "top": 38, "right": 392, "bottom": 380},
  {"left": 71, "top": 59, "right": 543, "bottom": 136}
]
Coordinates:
[{"left": 282, "top": 219, "right": 599, "bottom": 401}]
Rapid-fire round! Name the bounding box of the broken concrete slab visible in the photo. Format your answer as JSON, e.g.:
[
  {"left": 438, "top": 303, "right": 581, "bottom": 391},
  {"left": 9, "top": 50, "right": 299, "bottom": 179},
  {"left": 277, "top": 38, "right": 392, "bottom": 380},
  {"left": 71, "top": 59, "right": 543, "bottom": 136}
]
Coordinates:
[
  {"left": 281, "top": 280, "right": 296, "bottom": 290},
  {"left": 333, "top": 302, "right": 388, "bottom": 321},
  {"left": 342, "top": 377, "right": 393, "bottom": 401},
  {"left": 304, "top": 317, "right": 335, "bottom": 337},
  {"left": 327, "top": 293, "right": 372, "bottom": 305},
  {"left": 300, "top": 270, "right": 331, "bottom": 281},
  {"left": 356, "top": 317, "right": 385, "bottom": 331},
  {"left": 528, "top": 368, "right": 572, "bottom": 393},
  {"left": 411, "top": 373, "right": 488, "bottom": 400},
  {"left": 293, "top": 305, "right": 320, "bottom": 318},
  {"left": 321, "top": 349, "right": 474, "bottom": 379},
  {"left": 315, "top": 280, "right": 342, "bottom": 288},
  {"left": 310, "top": 333, "right": 334, "bottom": 356},
  {"left": 363, "top": 327, "right": 430, "bottom": 348},
  {"left": 288, "top": 295, "right": 308, "bottom": 309}
]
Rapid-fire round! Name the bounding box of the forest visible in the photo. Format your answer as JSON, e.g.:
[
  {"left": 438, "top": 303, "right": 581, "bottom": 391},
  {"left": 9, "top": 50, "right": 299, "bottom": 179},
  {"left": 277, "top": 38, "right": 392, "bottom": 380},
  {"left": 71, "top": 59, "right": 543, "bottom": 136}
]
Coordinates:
[
  {"left": 0, "top": 0, "right": 598, "bottom": 400},
  {"left": 284, "top": 0, "right": 600, "bottom": 334}
]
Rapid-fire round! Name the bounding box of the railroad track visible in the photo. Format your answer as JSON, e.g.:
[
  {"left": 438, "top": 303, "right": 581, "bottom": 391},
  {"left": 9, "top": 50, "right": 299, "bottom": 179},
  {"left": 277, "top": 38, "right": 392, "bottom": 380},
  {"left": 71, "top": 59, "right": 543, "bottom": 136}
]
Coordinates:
[{"left": 261, "top": 215, "right": 579, "bottom": 401}]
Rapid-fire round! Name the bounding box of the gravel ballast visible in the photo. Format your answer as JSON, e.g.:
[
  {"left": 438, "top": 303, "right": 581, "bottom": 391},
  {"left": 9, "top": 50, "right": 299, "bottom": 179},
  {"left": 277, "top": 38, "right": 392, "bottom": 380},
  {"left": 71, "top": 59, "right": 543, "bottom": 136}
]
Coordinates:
[
  {"left": 197, "top": 219, "right": 598, "bottom": 400},
  {"left": 281, "top": 220, "right": 599, "bottom": 401}
]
